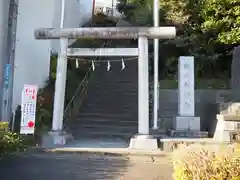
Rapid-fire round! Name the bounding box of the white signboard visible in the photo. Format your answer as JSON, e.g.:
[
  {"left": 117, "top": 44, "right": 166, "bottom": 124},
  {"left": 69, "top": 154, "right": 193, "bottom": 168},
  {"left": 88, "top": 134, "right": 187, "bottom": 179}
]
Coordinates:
[
  {"left": 178, "top": 56, "right": 195, "bottom": 116},
  {"left": 20, "top": 85, "right": 38, "bottom": 134}
]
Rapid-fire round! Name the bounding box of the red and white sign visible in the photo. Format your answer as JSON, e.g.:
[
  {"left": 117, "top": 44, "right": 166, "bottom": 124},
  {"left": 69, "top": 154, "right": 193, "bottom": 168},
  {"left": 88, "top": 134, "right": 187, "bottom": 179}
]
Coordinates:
[{"left": 20, "top": 85, "right": 38, "bottom": 134}]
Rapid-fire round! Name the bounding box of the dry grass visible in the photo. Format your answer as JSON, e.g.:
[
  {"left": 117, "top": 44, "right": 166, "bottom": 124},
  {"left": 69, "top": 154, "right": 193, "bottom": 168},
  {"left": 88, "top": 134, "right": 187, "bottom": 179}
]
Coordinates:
[{"left": 172, "top": 143, "right": 240, "bottom": 180}]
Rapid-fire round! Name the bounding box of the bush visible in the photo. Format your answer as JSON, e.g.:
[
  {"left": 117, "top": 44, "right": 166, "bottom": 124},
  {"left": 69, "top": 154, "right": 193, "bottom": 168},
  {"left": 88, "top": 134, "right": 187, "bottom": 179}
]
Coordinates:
[
  {"left": 0, "top": 122, "right": 25, "bottom": 157},
  {"left": 172, "top": 144, "right": 240, "bottom": 180}
]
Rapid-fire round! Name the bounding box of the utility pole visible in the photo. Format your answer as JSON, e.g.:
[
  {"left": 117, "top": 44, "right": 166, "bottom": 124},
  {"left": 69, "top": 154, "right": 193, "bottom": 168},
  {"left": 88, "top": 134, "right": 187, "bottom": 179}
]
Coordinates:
[
  {"left": 111, "top": 0, "right": 114, "bottom": 16},
  {"left": 153, "top": 0, "right": 159, "bottom": 129},
  {"left": 51, "top": 0, "right": 68, "bottom": 131},
  {"left": 1, "top": 0, "right": 18, "bottom": 125}
]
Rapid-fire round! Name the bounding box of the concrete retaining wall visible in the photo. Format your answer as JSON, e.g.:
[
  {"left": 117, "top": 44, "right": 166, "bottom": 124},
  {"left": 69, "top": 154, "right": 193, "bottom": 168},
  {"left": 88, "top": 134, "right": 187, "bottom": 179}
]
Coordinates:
[{"left": 158, "top": 89, "right": 230, "bottom": 136}]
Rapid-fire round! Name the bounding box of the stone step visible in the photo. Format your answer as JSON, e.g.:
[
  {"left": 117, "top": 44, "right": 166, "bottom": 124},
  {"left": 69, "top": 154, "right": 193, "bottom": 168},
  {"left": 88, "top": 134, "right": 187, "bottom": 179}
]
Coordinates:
[
  {"left": 92, "top": 77, "right": 137, "bottom": 81},
  {"left": 77, "top": 115, "right": 137, "bottom": 120},
  {"left": 92, "top": 79, "right": 137, "bottom": 83},
  {"left": 89, "top": 86, "right": 138, "bottom": 90},
  {"left": 82, "top": 97, "right": 137, "bottom": 103},
  {"left": 85, "top": 92, "right": 138, "bottom": 96},
  {"left": 73, "top": 117, "right": 138, "bottom": 125},
  {"left": 80, "top": 107, "right": 138, "bottom": 111},
  {"left": 83, "top": 96, "right": 138, "bottom": 101},
  {"left": 90, "top": 82, "right": 137, "bottom": 86},
  {"left": 71, "top": 126, "right": 137, "bottom": 137},
  {"left": 77, "top": 112, "right": 137, "bottom": 117},
  {"left": 88, "top": 88, "right": 138, "bottom": 92},
  {"left": 72, "top": 123, "right": 137, "bottom": 131},
  {"left": 75, "top": 112, "right": 137, "bottom": 119},
  {"left": 82, "top": 101, "right": 137, "bottom": 105},
  {"left": 71, "top": 129, "right": 167, "bottom": 140},
  {"left": 71, "top": 131, "right": 134, "bottom": 140},
  {"left": 85, "top": 95, "right": 138, "bottom": 99},
  {"left": 80, "top": 106, "right": 137, "bottom": 111},
  {"left": 83, "top": 99, "right": 137, "bottom": 103},
  {"left": 86, "top": 88, "right": 138, "bottom": 92},
  {"left": 79, "top": 107, "right": 137, "bottom": 113},
  {"left": 94, "top": 85, "right": 137, "bottom": 89},
  {"left": 82, "top": 104, "right": 137, "bottom": 109},
  {"left": 92, "top": 82, "right": 137, "bottom": 85},
  {"left": 90, "top": 84, "right": 137, "bottom": 88},
  {"left": 75, "top": 115, "right": 138, "bottom": 122}
]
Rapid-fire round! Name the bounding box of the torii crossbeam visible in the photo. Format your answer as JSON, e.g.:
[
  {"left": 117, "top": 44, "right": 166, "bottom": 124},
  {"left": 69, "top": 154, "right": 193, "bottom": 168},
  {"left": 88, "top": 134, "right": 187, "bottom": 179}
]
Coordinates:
[{"left": 34, "top": 27, "right": 176, "bottom": 39}]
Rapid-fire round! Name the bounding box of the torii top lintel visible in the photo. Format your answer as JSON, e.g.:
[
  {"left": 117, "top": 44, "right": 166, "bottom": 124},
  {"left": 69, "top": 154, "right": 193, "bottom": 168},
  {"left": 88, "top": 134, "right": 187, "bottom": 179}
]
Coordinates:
[{"left": 34, "top": 27, "right": 176, "bottom": 40}]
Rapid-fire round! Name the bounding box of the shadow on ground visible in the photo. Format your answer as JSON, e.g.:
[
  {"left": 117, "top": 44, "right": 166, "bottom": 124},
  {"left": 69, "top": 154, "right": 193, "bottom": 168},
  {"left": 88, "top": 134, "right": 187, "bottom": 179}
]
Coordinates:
[
  {"left": 0, "top": 151, "right": 129, "bottom": 180},
  {"left": 0, "top": 151, "right": 172, "bottom": 180}
]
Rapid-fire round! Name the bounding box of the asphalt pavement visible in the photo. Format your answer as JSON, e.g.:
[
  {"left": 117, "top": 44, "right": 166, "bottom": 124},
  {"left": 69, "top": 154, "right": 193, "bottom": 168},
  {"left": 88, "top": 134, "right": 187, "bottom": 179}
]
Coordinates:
[{"left": 0, "top": 151, "right": 172, "bottom": 180}]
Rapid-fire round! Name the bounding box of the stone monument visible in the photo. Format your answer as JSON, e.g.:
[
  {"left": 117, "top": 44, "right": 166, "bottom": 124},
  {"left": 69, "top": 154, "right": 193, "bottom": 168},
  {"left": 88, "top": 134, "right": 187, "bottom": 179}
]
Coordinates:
[
  {"left": 214, "top": 46, "right": 240, "bottom": 142},
  {"left": 170, "top": 56, "right": 208, "bottom": 137}
]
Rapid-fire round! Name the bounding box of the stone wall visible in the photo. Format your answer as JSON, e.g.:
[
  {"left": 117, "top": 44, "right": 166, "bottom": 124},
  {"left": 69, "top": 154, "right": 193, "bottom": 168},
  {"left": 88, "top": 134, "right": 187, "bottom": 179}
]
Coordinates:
[{"left": 158, "top": 89, "right": 230, "bottom": 136}]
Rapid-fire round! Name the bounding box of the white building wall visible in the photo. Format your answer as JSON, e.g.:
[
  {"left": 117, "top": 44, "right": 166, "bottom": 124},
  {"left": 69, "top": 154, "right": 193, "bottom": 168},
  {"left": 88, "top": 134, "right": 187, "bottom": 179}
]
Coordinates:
[
  {"left": 51, "top": 0, "right": 92, "bottom": 53},
  {"left": 12, "top": 0, "right": 55, "bottom": 111},
  {"left": 79, "top": 0, "right": 93, "bottom": 25},
  {"left": 12, "top": 0, "right": 93, "bottom": 111},
  {"left": 95, "top": 0, "right": 117, "bottom": 8},
  {"left": 95, "top": 0, "right": 121, "bottom": 17}
]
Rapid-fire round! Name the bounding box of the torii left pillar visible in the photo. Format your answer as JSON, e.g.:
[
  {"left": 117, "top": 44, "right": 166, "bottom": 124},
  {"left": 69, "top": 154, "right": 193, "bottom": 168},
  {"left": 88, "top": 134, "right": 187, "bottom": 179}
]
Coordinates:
[{"left": 34, "top": 27, "right": 176, "bottom": 149}]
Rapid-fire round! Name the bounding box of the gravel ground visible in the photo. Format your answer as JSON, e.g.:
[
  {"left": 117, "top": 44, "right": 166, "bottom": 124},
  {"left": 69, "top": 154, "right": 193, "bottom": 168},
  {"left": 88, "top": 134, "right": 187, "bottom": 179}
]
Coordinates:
[{"left": 0, "top": 151, "right": 173, "bottom": 180}]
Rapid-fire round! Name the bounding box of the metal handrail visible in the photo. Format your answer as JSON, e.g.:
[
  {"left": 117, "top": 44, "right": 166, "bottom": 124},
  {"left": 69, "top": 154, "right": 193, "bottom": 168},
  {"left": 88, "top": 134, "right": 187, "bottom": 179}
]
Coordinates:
[
  {"left": 63, "top": 66, "right": 92, "bottom": 120},
  {"left": 62, "top": 40, "right": 112, "bottom": 131}
]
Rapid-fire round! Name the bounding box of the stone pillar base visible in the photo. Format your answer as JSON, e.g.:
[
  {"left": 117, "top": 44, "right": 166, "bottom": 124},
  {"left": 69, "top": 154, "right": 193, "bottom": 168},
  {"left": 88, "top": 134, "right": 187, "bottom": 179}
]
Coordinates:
[
  {"left": 129, "top": 135, "right": 159, "bottom": 150},
  {"left": 174, "top": 116, "right": 200, "bottom": 131},
  {"left": 170, "top": 116, "right": 208, "bottom": 138},
  {"left": 169, "top": 129, "right": 208, "bottom": 138},
  {"left": 41, "top": 130, "right": 73, "bottom": 148}
]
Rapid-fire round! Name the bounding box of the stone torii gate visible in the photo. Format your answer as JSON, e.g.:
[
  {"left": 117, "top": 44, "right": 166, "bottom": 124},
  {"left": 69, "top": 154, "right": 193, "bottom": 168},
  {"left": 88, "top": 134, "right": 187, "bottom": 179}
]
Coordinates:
[{"left": 35, "top": 27, "right": 176, "bottom": 149}]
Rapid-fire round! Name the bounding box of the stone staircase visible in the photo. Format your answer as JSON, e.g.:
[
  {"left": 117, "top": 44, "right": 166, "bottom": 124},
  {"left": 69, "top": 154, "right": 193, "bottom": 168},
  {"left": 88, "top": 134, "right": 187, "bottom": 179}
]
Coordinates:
[
  {"left": 67, "top": 15, "right": 140, "bottom": 140},
  {"left": 70, "top": 59, "right": 138, "bottom": 140}
]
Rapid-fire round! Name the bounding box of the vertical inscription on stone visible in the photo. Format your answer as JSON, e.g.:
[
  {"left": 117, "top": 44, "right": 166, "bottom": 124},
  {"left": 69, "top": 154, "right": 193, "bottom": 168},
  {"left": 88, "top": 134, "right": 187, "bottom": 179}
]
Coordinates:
[{"left": 178, "top": 56, "right": 195, "bottom": 116}]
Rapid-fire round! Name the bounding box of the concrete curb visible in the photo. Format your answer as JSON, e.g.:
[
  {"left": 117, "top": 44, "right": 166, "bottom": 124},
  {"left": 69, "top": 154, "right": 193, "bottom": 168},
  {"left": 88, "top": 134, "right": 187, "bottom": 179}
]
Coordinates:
[{"left": 44, "top": 147, "right": 170, "bottom": 157}]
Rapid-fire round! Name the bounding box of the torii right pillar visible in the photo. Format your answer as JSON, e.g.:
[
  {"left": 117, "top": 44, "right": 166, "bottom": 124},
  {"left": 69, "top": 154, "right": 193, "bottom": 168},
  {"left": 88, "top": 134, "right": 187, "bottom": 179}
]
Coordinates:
[{"left": 129, "top": 36, "right": 157, "bottom": 150}]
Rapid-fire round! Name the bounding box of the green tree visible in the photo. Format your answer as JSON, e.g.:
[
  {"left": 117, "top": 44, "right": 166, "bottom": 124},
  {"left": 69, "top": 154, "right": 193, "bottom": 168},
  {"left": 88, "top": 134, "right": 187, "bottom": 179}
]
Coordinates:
[
  {"left": 201, "top": 0, "right": 240, "bottom": 44},
  {"left": 117, "top": 0, "right": 239, "bottom": 78}
]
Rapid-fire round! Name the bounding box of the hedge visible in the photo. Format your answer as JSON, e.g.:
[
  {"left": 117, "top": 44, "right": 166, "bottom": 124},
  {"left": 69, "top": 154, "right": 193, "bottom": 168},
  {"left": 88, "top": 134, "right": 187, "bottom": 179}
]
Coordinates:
[{"left": 0, "top": 122, "right": 25, "bottom": 157}]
